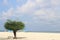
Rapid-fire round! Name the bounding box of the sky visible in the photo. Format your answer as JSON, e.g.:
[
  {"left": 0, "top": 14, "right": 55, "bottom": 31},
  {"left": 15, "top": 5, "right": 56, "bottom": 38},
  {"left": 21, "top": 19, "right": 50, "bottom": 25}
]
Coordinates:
[{"left": 0, "top": 0, "right": 60, "bottom": 32}]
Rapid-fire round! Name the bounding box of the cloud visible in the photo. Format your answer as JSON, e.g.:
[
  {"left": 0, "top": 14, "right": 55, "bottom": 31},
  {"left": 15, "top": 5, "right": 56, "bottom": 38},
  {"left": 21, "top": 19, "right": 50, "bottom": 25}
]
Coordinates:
[
  {"left": 1, "top": 0, "right": 60, "bottom": 21},
  {"left": 16, "top": 0, "right": 46, "bottom": 12},
  {"left": 16, "top": 1, "right": 55, "bottom": 21},
  {"left": 16, "top": 0, "right": 36, "bottom": 13},
  {"left": 0, "top": 0, "right": 60, "bottom": 31},
  {"left": 16, "top": 0, "right": 20, "bottom": 2},
  {"left": 16, "top": 0, "right": 50, "bottom": 13},
  {"left": 3, "top": 0, "right": 8, "bottom": 5},
  {"left": 51, "top": 0, "right": 60, "bottom": 6},
  {"left": 34, "top": 9, "right": 56, "bottom": 19},
  {"left": 1, "top": 8, "right": 14, "bottom": 20},
  {"left": 1, "top": 1, "right": 60, "bottom": 21}
]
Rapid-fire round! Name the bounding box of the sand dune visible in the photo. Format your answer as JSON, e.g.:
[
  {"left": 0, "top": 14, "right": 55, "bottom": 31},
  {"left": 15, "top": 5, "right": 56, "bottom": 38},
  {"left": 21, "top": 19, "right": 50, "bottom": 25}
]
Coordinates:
[{"left": 0, "top": 32, "right": 60, "bottom": 40}]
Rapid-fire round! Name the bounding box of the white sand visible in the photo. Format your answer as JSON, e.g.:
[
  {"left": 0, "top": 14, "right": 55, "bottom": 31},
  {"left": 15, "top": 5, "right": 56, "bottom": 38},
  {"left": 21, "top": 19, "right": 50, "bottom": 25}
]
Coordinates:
[{"left": 0, "top": 32, "right": 60, "bottom": 40}]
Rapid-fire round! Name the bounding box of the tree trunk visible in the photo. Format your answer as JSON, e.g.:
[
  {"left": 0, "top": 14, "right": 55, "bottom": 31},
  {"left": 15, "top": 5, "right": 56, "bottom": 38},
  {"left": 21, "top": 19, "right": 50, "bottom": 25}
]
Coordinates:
[{"left": 13, "top": 30, "right": 17, "bottom": 39}]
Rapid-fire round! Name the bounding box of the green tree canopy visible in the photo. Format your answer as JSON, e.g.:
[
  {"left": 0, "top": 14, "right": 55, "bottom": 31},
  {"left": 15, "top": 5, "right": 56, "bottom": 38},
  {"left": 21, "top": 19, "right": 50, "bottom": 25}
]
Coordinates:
[{"left": 4, "top": 20, "right": 25, "bottom": 39}]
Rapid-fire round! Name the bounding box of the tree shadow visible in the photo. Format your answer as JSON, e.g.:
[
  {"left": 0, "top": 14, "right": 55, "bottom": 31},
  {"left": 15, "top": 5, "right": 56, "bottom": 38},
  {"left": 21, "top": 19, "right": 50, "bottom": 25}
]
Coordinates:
[
  {"left": 0, "top": 37, "right": 27, "bottom": 40},
  {"left": 13, "top": 37, "right": 27, "bottom": 39}
]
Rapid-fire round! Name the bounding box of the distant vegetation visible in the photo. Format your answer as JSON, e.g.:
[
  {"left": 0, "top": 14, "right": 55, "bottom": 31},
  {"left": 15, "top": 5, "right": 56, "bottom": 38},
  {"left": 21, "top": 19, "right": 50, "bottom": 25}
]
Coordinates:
[{"left": 4, "top": 19, "right": 25, "bottom": 39}]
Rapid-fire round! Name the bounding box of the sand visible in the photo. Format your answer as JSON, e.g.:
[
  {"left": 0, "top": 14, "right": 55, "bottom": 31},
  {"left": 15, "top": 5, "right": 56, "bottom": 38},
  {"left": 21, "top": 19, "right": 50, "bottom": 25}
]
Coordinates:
[{"left": 0, "top": 32, "right": 60, "bottom": 40}]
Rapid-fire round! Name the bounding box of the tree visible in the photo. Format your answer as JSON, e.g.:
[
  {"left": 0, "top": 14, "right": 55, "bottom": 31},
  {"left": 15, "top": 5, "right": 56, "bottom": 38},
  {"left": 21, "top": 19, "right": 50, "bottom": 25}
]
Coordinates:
[{"left": 4, "top": 20, "right": 25, "bottom": 39}]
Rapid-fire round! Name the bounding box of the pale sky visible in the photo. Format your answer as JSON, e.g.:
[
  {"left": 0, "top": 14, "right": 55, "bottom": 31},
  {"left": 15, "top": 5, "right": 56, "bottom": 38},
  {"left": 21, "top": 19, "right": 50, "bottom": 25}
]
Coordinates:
[{"left": 0, "top": 0, "right": 60, "bottom": 32}]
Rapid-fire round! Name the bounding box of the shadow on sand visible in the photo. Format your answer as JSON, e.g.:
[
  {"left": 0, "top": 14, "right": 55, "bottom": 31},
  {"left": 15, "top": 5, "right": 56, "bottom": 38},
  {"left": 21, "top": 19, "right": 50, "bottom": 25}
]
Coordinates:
[
  {"left": 15, "top": 37, "right": 27, "bottom": 39},
  {"left": 0, "top": 37, "right": 27, "bottom": 40}
]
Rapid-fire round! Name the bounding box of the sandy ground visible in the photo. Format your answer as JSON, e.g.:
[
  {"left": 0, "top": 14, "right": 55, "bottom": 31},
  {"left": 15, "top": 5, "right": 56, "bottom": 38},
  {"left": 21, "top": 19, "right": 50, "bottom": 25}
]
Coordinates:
[{"left": 0, "top": 32, "right": 60, "bottom": 40}]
